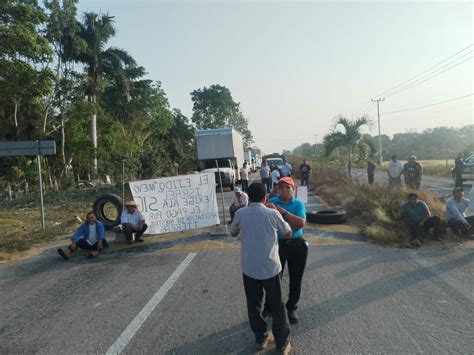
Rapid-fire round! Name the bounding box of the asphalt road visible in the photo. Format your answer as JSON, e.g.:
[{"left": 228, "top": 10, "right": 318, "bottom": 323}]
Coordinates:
[{"left": 1, "top": 173, "right": 473, "bottom": 354}]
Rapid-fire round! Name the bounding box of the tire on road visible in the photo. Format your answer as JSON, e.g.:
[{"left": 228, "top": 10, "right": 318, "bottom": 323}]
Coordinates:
[
  {"left": 306, "top": 209, "right": 346, "bottom": 224},
  {"left": 93, "top": 194, "right": 123, "bottom": 230}
]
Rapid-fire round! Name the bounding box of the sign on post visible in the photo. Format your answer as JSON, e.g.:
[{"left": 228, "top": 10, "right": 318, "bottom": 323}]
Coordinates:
[
  {"left": 128, "top": 173, "right": 220, "bottom": 235},
  {"left": 0, "top": 140, "right": 56, "bottom": 229}
]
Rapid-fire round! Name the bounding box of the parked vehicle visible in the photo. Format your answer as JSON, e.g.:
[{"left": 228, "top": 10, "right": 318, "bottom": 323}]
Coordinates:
[
  {"left": 195, "top": 128, "right": 244, "bottom": 190},
  {"left": 461, "top": 154, "right": 474, "bottom": 183}
]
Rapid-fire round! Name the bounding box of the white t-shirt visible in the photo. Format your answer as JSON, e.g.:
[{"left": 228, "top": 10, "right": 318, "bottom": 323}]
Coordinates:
[
  {"left": 240, "top": 167, "right": 249, "bottom": 180},
  {"left": 271, "top": 169, "right": 280, "bottom": 185},
  {"left": 121, "top": 210, "right": 145, "bottom": 228},
  {"left": 388, "top": 160, "right": 403, "bottom": 178},
  {"left": 87, "top": 224, "right": 98, "bottom": 245},
  {"left": 232, "top": 192, "right": 249, "bottom": 207}
]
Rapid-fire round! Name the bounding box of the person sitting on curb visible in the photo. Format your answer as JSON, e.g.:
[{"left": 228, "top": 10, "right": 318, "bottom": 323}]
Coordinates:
[
  {"left": 229, "top": 187, "right": 248, "bottom": 224},
  {"left": 116, "top": 200, "right": 147, "bottom": 243},
  {"left": 58, "top": 212, "right": 107, "bottom": 259},
  {"left": 400, "top": 193, "right": 443, "bottom": 247},
  {"left": 446, "top": 187, "right": 473, "bottom": 238}
]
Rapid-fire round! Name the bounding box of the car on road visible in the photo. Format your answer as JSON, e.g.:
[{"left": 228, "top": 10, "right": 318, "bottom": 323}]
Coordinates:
[{"left": 453, "top": 153, "right": 474, "bottom": 184}]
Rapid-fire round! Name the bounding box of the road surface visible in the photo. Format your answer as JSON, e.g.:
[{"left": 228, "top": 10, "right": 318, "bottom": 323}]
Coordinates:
[{"left": 0, "top": 174, "right": 473, "bottom": 354}]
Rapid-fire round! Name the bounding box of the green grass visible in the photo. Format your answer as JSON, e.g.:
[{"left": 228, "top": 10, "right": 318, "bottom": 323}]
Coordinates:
[{"left": 0, "top": 187, "right": 119, "bottom": 260}]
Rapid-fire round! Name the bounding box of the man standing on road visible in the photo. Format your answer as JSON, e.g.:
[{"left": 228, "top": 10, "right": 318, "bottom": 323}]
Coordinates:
[
  {"left": 299, "top": 160, "right": 311, "bottom": 186},
  {"left": 58, "top": 212, "right": 107, "bottom": 259},
  {"left": 387, "top": 154, "right": 403, "bottom": 187},
  {"left": 229, "top": 187, "right": 249, "bottom": 223},
  {"left": 400, "top": 193, "right": 443, "bottom": 246},
  {"left": 271, "top": 166, "right": 281, "bottom": 191},
  {"left": 446, "top": 187, "right": 473, "bottom": 237},
  {"left": 367, "top": 160, "right": 376, "bottom": 185},
  {"left": 453, "top": 153, "right": 464, "bottom": 187},
  {"left": 118, "top": 200, "right": 147, "bottom": 243},
  {"left": 240, "top": 162, "right": 250, "bottom": 192},
  {"left": 280, "top": 159, "right": 292, "bottom": 177},
  {"left": 404, "top": 156, "right": 423, "bottom": 189},
  {"left": 264, "top": 177, "right": 307, "bottom": 324},
  {"left": 260, "top": 162, "right": 272, "bottom": 193},
  {"left": 231, "top": 182, "right": 292, "bottom": 354}
]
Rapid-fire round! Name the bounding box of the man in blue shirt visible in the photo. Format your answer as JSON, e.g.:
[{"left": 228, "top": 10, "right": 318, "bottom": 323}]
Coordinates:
[
  {"left": 446, "top": 187, "right": 473, "bottom": 237},
  {"left": 58, "top": 212, "right": 107, "bottom": 259},
  {"left": 264, "top": 177, "right": 307, "bottom": 324},
  {"left": 400, "top": 193, "right": 442, "bottom": 246}
]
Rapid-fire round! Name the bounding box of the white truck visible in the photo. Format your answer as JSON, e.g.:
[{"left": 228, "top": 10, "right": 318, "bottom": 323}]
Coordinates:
[{"left": 195, "top": 128, "right": 244, "bottom": 191}]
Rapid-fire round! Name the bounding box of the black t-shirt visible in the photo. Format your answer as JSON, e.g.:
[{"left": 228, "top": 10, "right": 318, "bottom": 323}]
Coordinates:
[{"left": 300, "top": 164, "right": 311, "bottom": 176}]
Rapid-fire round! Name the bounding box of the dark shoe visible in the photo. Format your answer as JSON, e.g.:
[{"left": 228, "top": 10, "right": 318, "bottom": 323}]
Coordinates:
[
  {"left": 261, "top": 308, "right": 272, "bottom": 321},
  {"left": 278, "top": 342, "right": 292, "bottom": 354},
  {"left": 287, "top": 309, "right": 298, "bottom": 324},
  {"left": 58, "top": 248, "right": 70, "bottom": 260},
  {"left": 125, "top": 234, "right": 132, "bottom": 244},
  {"left": 256, "top": 333, "right": 274, "bottom": 350},
  {"left": 88, "top": 250, "right": 99, "bottom": 258},
  {"left": 135, "top": 236, "right": 144, "bottom": 242},
  {"left": 410, "top": 239, "right": 422, "bottom": 248}
]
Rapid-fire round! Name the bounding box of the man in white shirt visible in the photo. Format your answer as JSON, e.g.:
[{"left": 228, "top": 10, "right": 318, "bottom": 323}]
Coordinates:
[
  {"left": 280, "top": 160, "right": 292, "bottom": 177},
  {"left": 229, "top": 187, "right": 248, "bottom": 223},
  {"left": 119, "top": 200, "right": 147, "bottom": 243},
  {"left": 446, "top": 187, "right": 473, "bottom": 237},
  {"left": 260, "top": 163, "right": 271, "bottom": 193},
  {"left": 240, "top": 162, "right": 250, "bottom": 192},
  {"left": 270, "top": 166, "right": 281, "bottom": 191},
  {"left": 387, "top": 154, "right": 403, "bottom": 187},
  {"left": 231, "top": 182, "right": 292, "bottom": 354}
]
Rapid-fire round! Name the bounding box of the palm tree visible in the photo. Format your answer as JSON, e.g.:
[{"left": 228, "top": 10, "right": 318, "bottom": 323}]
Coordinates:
[
  {"left": 78, "top": 12, "right": 138, "bottom": 177},
  {"left": 324, "top": 115, "right": 376, "bottom": 179}
]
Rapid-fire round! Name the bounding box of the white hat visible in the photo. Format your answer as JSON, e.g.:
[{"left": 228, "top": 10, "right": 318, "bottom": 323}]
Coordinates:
[
  {"left": 234, "top": 187, "right": 241, "bottom": 193},
  {"left": 125, "top": 200, "right": 138, "bottom": 206}
]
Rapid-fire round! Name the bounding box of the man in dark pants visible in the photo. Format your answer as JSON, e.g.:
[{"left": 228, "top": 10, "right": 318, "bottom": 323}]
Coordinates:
[
  {"left": 453, "top": 153, "right": 464, "bottom": 187},
  {"left": 367, "top": 160, "right": 376, "bottom": 185},
  {"left": 231, "top": 183, "right": 292, "bottom": 354},
  {"left": 58, "top": 212, "right": 107, "bottom": 259},
  {"left": 400, "top": 192, "right": 443, "bottom": 246},
  {"left": 265, "top": 177, "right": 307, "bottom": 324},
  {"left": 119, "top": 200, "right": 148, "bottom": 243}
]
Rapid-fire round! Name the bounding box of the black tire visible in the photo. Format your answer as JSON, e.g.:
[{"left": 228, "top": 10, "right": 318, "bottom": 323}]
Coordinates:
[
  {"left": 306, "top": 209, "right": 346, "bottom": 224},
  {"left": 93, "top": 194, "right": 123, "bottom": 230}
]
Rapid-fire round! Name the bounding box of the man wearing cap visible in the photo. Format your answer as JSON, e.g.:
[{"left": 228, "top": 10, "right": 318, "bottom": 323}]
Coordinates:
[
  {"left": 229, "top": 187, "right": 249, "bottom": 224},
  {"left": 264, "top": 176, "right": 306, "bottom": 324},
  {"left": 446, "top": 187, "right": 474, "bottom": 237},
  {"left": 231, "top": 182, "right": 292, "bottom": 354},
  {"left": 119, "top": 200, "right": 147, "bottom": 243},
  {"left": 58, "top": 212, "right": 107, "bottom": 259},
  {"left": 387, "top": 154, "right": 403, "bottom": 187},
  {"left": 404, "top": 156, "right": 423, "bottom": 189}
]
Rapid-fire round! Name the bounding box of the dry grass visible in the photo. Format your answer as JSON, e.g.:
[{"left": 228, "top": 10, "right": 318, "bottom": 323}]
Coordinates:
[
  {"left": 303, "top": 163, "right": 447, "bottom": 245},
  {"left": 0, "top": 187, "right": 118, "bottom": 261}
]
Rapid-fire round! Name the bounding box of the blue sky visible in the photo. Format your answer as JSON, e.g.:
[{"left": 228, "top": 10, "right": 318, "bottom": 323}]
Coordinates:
[{"left": 77, "top": 0, "right": 473, "bottom": 153}]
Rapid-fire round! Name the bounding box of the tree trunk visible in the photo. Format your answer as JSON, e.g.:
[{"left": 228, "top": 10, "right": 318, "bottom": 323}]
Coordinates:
[
  {"left": 60, "top": 112, "right": 66, "bottom": 174},
  {"left": 13, "top": 98, "right": 20, "bottom": 140},
  {"left": 89, "top": 94, "right": 98, "bottom": 179},
  {"left": 348, "top": 148, "right": 352, "bottom": 182}
]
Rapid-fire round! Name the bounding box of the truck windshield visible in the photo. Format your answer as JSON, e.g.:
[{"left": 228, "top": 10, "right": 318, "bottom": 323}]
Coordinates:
[{"left": 204, "top": 160, "right": 231, "bottom": 169}]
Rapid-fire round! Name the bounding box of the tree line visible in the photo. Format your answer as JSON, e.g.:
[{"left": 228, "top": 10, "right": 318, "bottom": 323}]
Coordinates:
[{"left": 0, "top": 0, "right": 252, "bottom": 192}]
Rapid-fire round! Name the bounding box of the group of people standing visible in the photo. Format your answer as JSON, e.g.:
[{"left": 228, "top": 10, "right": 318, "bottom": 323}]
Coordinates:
[{"left": 381, "top": 154, "right": 423, "bottom": 189}]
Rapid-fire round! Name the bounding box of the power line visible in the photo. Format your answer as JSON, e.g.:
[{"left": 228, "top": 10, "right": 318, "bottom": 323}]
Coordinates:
[
  {"left": 373, "top": 44, "right": 473, "bottom": 98},
  {"left": 383, "top": 93, "right": 473, "bottom": 116},
  {"left": 385, "top": 55, "right": 473, "bottom": 98}
]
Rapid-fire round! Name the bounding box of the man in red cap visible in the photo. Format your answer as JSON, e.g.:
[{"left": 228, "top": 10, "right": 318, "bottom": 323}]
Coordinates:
[{"left": 265, "top": 176, "right": 307, "bottom": 324}]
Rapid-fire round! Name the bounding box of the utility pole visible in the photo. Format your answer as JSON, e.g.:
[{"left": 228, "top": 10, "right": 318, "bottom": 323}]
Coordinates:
[{"left": 371, "top": 98, "right": 385, "bottom": 166}]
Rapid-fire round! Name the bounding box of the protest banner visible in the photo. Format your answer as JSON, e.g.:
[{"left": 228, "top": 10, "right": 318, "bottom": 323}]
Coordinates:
[
  {"left": 128, "top": 173, "right": 219, "bottom": 235},
  {"left": 296, "top": 185, "right": 308, "bottom": 204}
]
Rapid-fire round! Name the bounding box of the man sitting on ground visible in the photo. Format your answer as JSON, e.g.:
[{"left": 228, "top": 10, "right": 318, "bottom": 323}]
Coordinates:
[
  {"left": 446, "top": 187, "right": 473, "bottom": 237},
  {"left": 229, "top": 187, "right": 248, "bottom": 223},
  {"left": 400, "top": 193, "right": 442, "bottom": 246},
  {"left": 118, "top": 200, "right": 147, "bottom": 243},
  {"left": 58, "top": 212, "right": 107, "bottom": 259}
]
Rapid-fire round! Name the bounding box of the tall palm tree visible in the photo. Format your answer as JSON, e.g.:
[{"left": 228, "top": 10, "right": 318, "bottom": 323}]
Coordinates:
[
  {"left": 78, "top": 12, "right": 137, "bottom": 177},
  {"left": 324, "top": 115, "right": 376, "bottom": 179}
]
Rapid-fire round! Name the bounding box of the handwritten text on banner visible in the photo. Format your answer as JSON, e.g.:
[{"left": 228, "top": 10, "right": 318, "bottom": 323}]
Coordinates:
[{"left": 128, "top": 173, "right": 219, "bottom": 235}]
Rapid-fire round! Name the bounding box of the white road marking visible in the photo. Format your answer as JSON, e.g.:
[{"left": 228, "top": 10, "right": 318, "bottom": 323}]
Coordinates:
[{"left": 106, "top": 253, "right": 197, "bottom": 355}]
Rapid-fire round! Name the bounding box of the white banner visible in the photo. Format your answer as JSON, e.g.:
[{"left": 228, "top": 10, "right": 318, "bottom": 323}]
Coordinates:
[
  {"left": 296, "top": 185, "right": 308, "bottom": 204},
  {"left": 128, "top": 173, "right": 219, "bottom": 235}
]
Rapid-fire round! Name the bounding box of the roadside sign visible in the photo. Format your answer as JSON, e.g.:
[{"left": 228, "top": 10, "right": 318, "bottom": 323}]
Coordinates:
[
  {"left": 0, "top": 140, "right": 57, "bottom": 229},
  {"left": 0, "top": 140, "right": 56, "bottom": 157}
]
